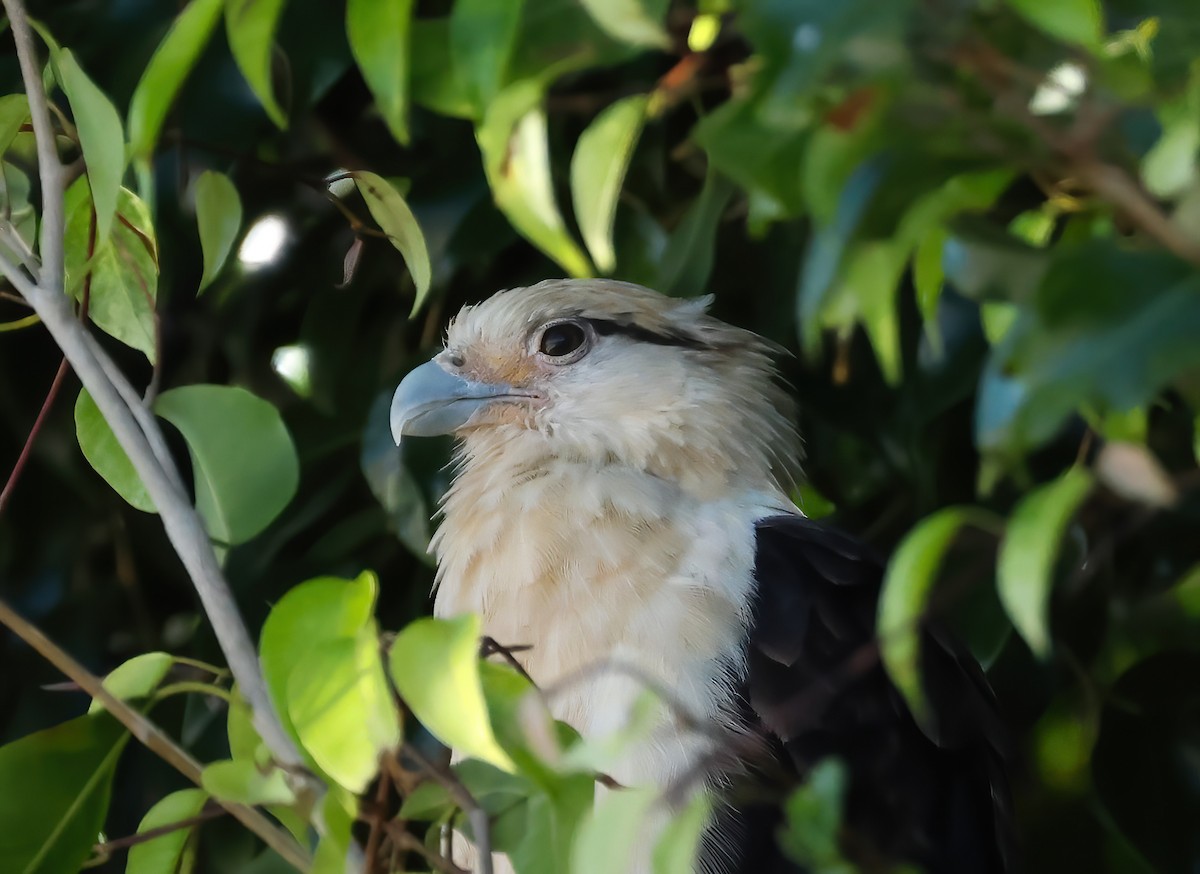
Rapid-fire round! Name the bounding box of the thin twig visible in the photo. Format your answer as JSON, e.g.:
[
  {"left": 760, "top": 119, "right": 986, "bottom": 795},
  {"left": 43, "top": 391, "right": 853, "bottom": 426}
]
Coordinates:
[
  {"left": 91, "top": 805, "right": 226, "bottom": 855},
  {"left": 401, "top": 744, "right": 493, "bottom": 874},
  {"left": 382, "top": 822, "right": 468, "bottom": 874},
  {"left": 0, "top": 356, "right": 69, "bottom": 515},
  {"left": 1078, "top": 161, "right": 1200, "bottom": 267},
  {"left": 364, "top": 766, "right": 391, "bottom": 874},
  {"left": 0, "top": 598, "right": 312, "bottom": 872}
]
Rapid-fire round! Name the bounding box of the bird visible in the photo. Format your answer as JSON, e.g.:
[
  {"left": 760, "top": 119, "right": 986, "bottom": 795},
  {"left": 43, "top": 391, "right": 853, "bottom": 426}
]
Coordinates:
[{"left": 390, "top": 278, "right": 1012, "bottom": 874}]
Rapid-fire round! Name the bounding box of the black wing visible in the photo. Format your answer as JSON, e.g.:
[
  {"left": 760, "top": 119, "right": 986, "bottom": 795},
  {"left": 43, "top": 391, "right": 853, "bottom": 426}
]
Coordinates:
[{"left": 717, "top": 514, "right": 1014, "bottom": 874}]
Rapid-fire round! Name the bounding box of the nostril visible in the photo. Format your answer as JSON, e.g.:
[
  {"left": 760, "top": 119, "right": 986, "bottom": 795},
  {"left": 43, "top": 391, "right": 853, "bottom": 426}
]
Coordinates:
[{"left": 447, "top": 353, "right": 465, "bottom": 368}]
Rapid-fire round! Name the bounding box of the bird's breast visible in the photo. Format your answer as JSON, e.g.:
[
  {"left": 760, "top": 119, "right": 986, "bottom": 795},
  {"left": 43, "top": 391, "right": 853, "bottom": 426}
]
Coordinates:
[{"left": 432, "top": 456, "right": 777, "bottom": 790}]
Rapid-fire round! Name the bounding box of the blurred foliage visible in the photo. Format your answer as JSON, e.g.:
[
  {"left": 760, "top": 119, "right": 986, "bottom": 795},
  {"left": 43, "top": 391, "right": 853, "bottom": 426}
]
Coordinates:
[{"left": 1, "top": 0, "right": 1200, "bottom": 871}]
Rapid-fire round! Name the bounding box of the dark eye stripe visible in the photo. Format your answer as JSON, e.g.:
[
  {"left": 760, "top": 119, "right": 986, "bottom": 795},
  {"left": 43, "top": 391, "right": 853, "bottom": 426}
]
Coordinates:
[{"left": 583, "top": 318, "right": 709, "bottom": 350}]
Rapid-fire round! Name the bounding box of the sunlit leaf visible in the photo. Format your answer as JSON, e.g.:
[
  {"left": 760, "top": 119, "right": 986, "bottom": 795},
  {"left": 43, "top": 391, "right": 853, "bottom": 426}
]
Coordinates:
[
  {"left": 651, "top": 792, "right": 712, "bottom": 874},
  {"left": 126, "top": 788, "right": 208, "bottom": 874},
  {"left": 194, "top": 170, "right": 243, "bottom": 293},
  {"left": 1142, "top": 116, "right": 1199, "bottom": 198},
  {"left": 997, "top": 468, "right": 1092, "bottom": 658},
  {"left": 578, "top": 0, "right": 669, "bottom": 49},
  {"left": 128, "top": 0, "right": 226, "bottom": 159},
  {"left": 286, "top": 629, "right": 400, "bottom": 793},
  {"left": 1008, "top": 0, "right": 1104, "bottom": 48},
  {"left": 351, "top": 170, "right": 432, "bottom": 314},
  {"left": 259, "top": 573, "right": 378, "bottom": 752},
  {"left": 0, "top": 714, "right": 126, "bottom": 874},
  {"left": 154, "top": 385, "right": 299, "bottom": 545},
  {"left": 388, "top": 614, "right": 515, "bottom": 771},
  {"left": 201, "top": 758, "right": 296, "bottom": 806},
  {"left": 75, "top": 388, "right": 155, "bottom": 513},
  {"left": 570, "top": 94, "right": 648, "bottom": 273},
  {"left": 88, "top": 652, "right": 175, "bottom": 714},
  {"left": 225, "top": 0, "right": 289, "bottom": 128},
  {"left": 477, "top": 80, "right": 592, "bottom": 278},
  {"left": 346, "top": 0, "right": 413, "bottom": 144},
  {"left": 55, "top": 51, "right": 125, "bottom": 244},
  {"left": 878, "top": 507, "right": 995, "bottom": 725},
  {"left": 571, "top": 785, "right": 658, "bottom": 874},
  {"left": 311, "top": 789, "right": 357, "bottom": 874},
  {"left": 823, "top": 240, "right": 906, "bottom": 384}
]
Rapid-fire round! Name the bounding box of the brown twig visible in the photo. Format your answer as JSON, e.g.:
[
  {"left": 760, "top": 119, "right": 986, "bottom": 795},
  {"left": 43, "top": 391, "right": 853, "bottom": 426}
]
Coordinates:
[
  {"left": 363, "top": 765, "right": 392, "bottom": 874},
  {"left": 0, "top": 597, "right": 312, "bottom": 871},
  {"left": 0, "top": 204, "right": 96, "bottom": 516},
  {"left": 400, "top": 743, "right": 493, "bottom": 874},
  {"left": 382, "top": 822, "right": 468, "bottom": 874},
  {"left": 90, "top": 804, "right": 225, "bottom": 856}
]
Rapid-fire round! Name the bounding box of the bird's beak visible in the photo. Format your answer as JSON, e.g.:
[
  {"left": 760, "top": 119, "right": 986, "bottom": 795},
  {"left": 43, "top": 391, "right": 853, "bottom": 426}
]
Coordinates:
[{"left": 390, "top": 358, "right": 525, "bottom": 443}]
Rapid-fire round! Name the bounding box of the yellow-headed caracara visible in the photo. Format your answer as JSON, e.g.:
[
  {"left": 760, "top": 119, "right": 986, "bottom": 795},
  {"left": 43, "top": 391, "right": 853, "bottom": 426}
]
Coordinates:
[{"left": 391, "top": 279, "right": 1011, "bottom": 873}]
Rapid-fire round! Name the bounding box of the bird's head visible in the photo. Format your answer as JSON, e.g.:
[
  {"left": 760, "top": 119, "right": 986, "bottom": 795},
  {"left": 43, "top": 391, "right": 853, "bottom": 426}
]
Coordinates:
[{"left": 391, "top": 279, "right": 799, "bottom": 493}]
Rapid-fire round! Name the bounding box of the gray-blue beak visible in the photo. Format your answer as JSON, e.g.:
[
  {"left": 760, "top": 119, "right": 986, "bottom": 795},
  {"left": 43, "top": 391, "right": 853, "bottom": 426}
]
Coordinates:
[{"left": 390, "top": 358, "right": 524, "bottom": 443}]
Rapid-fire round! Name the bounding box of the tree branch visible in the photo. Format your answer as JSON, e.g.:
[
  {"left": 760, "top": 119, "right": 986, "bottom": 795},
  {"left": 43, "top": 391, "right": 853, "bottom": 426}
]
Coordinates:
[
  {"left": 0, "top": 0, "right": 315, "bottom": 803},
  {"left": 0, "top": 598, "right": 312, "bottom": 872}
]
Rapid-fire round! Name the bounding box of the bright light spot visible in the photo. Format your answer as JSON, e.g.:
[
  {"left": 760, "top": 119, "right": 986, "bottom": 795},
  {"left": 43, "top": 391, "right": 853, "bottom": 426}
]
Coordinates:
[
  {"left": 793, "top": 24, "right": 820, "bottom": 52},
  {"left": 238, "top": 213, "right": 289, "bottom": 268},
  {"left": 271, "top": 344, "right": 312, "bottom": 398},
  {"left": 1029, "top": 62, "right": 1087, "bottom": 116},
  {"left": 687, "top": 14, "right": 721, "bottom": 53}
]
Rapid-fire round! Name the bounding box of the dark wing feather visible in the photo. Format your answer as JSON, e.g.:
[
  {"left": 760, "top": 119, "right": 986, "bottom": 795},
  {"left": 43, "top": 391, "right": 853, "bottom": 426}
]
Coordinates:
[{"left": 717, "top": 514, "right": 1014, "bottom": 874}]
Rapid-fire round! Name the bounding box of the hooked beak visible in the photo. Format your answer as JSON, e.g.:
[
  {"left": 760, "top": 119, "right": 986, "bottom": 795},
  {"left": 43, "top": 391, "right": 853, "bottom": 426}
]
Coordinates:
[{"left": 390, "top": 358, "right": 532, "bottom": 443}]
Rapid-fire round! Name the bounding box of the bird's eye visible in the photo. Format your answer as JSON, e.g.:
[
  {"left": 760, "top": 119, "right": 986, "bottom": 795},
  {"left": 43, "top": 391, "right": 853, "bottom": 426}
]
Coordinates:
[{"left": 538, "top": 322, "right": 587, "bottom": 358}]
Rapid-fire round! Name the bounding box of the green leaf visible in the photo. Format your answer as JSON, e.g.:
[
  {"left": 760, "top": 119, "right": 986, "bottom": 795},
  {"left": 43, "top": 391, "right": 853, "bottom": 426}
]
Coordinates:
[
  {"left": 0, "top": 94, "right": 30, "bottom": 156},
  {"left": 997, "top": 468, "right": 1092, "bottom": 658},
  {"left": 1142, "top": 116, "right": 1199, "bottom": 198},
  {"left": 779, "top": 759, "right": 855, "bottom": 873},
  {"left": 571, "top": 785, "right": 658, "bottom": 874},
  {"left": 128, "top": 0, "right": 226, "bottom": 159},
  {"left": 346, "top": 0, "right": 413, "bottom": 144},
  {"left": 201, "top": 759, "right": 296, "bottom": 806},
  {"left": 878, "top": 507, "right": 994, "bottom": 726},
  {"left": 797, "top": 157, "right": 888, "bottom": 353},
  {"left": 64, "top": 182, "right": 160, "bottom": 360},
  {"left": 450, "top": 0, "right": 524, "bottom": 108},
  {"left": 225, "top": 0, "right": 289, "bottom": 128},
  {"left": 286, "top": 629, "right": 400, "bottom": 794},
  {"left": 570, "top": 94, "right": 648, "bottom": 273},
  {"left": 388, "top": 614, "right": 515, "bottom": 771},
  {"left": 976, "top": 247, "right": 1200, "bottom": 453},
  {"left": 578, "top": 0, "right": 669, "bottom": 49},
  {"left": 88, "top": 652, "right": 175, "bottom": 714},
  {"left": 361, "top": 391, "right": 431, "bottom": 560},
  {"left": 75, "top": 388, "right": 155, "bottom": 513},
  {"left": 194, "top": 170, "right": 243, "bottom": 293},
  {"left": 0, "top": 714, "right": 126, "bottom": 874},
  {"left": 477, "top": 80, "right": 592, "bottom": 278},
  {"left": 311, "top": 789, "right": 357, "bottom": 874},
  {"left": 657, "top": 170, "right": 735, "bottom": 297},
  {"left": 822, "top": 241, "right": 907, "bottom": 384},
  {"left": 351, "top": 171, "right": 432, "bottom": 315},
  {"left": 56, "top": 51, "right": 125, "bottom": 245},
  {"left": 154, "top": 385, "right": 300, "bottom": 545},
  {"left": 126, "top": 788, "right": 208, "bottom": 874},
  {"left": 259, "top": 573, "right": 378, "bottom": 751},
  {"left": 409, "top": 18, "right": 476, "bottom": 119},
  {"left": 1008, "top": 0, "right": 1104, "bottom": 48},
  {"left": 651, "top": 793, "right": 712, "bottom": 874}
]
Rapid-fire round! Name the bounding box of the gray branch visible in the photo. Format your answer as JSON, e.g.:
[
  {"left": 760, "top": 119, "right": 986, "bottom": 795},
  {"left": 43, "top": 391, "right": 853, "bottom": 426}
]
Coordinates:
[{"left": 0, "top": 0, "right": 308, "bottom": 780}]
